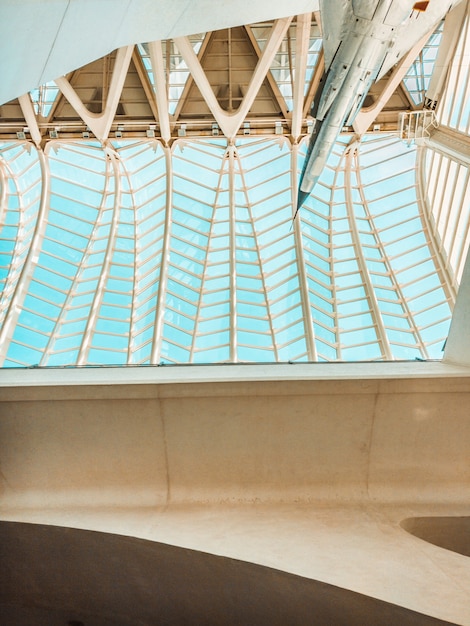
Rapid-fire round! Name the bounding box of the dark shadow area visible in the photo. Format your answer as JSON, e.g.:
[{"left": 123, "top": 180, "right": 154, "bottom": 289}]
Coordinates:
[
  {"left": 401, "top": 516, "right": 470, "bottom": 558},
  {"left": 0, "top": 521, "right": 458, "bottom": 626}
]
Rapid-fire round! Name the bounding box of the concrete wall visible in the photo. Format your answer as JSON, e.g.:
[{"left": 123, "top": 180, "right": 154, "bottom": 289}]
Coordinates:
[{"left": 1, "top": 369, "right": 469, "bottom": 509}]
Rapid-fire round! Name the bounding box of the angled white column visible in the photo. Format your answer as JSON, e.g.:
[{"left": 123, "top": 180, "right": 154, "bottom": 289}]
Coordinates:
[
  {"left": 18, "top": 94, "right": 42, "bottom": 146},
  {"left": 55, "top": 46, "right": 133, "bottom": 142},
  {"left": 147, "top": 41, "right": 172, "bottom": 143},
  {"left": 291, "top": 13, "right": 311, "bottom": 140},
  {"left": 175, "top": 18, "right": 292, "bottom": 139}
]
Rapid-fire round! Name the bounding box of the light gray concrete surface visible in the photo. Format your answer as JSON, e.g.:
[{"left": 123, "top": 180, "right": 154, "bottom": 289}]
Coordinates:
[{"left": 1, "top": 364, "right": 470, "bottom": 624}]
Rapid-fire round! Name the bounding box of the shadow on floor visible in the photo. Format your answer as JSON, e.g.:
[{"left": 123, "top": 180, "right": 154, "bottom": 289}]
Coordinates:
[
  {"left": 401, "top": 516, "right": 470, "bottom": 558},
  {"left": 0, "top": 521, "right": 458, "bottom": 625}
]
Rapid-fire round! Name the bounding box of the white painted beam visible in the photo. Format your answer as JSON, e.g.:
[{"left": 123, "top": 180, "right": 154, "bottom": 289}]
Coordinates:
[
  {"left": 18, "top": 94, "right": 42, "bottom": 146},
  {"left": 147, "top": 41, "right": 172, "bottom": 143},
  {"left": 55, "top": 46, "right": 133, "bottom": 142}
]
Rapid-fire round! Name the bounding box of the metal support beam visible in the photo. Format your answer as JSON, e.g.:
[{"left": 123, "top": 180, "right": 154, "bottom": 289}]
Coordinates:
[
  {"left": 18, "top": 94, "right": 42, "bottom": 146},
  {"left": 175, "top": 18, "right": 292, "bottom": 139},
  {"left": 55, "top": 46, "right": 133, "bottom": 142},
  {"left": 132, "top": 48, "right": 160, "bottom": 124},
  {"left": 244, "top": 25, "right": 290, "bottom": 123}
]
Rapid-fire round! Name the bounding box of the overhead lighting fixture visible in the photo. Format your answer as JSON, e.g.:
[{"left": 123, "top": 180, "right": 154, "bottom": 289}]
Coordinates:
[
  {"left": 212, "top": 123, "right": 219, "bottom": 136},
  {"left": 49, "top": 128, "right": 59, "bottom": 139},
  {"left": 82, "top": 131, "right": 90, "bottom": 139},
  {"left": 275, "top": 121, "right": 283, "bottom": 135},
  {"left": 115, "top": 126, "right": 124, "bottom": 139},
  {"left": 178, "top": 124, "right": 186, "bottom": 137},
  {"left": 243, "top": 122, "right": 250, "bottom": 136},
  {"left": 16, "top": 131, "right": 26, "bottom": 140},
  {"left": 146, "top": 125, "right": 156, "bottom": 138}
]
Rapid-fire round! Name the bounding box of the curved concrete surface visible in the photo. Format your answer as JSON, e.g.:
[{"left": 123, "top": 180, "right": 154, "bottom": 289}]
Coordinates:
[
  {"left": 0, "top": 522, "right": 458, "bottom": 626},
  {"left": 1, "top": 364, "right": 470, "bottom": 624},
  {"left": 0, "top": 0, "right": 316, "bottom": 106},
  {"left": 401, "top": 517, "right": 470, "bottom": 557}
]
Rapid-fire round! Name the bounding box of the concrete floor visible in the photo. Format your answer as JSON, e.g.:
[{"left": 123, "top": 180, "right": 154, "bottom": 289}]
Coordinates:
[{"left": 0, "top": 520, "right": 460, "bottom": 626}]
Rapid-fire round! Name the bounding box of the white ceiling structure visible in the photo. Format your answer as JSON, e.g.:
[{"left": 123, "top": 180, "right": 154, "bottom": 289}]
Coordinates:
[
  {"left": 0, "top": 0, "right": 470, "bottom": 367},
  {"left": 1, "top": 4, "right": 470, "bottom": 625}
]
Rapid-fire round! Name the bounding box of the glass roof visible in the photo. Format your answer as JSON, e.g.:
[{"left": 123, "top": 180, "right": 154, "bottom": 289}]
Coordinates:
[
  {"left": 1, "top": 9, "right": 469, "bottom": 368},
  {"left": 0, "top": 133, "right": 455, "bottom": 367}
]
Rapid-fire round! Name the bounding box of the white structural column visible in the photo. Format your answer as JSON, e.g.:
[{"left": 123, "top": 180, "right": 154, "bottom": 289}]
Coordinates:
[
  {"left": 228, "top": 145, "right": 238, "bottom": 362},
  {"left": 18, "top": 95, "right": 42, "bottom": 146},
  {"left": 426, "top": 1, "right": 468, "bottom": 106},
  {"left": 147, "top": 41, "right": 172, "bottom": 144},
  {"left": 291, "top": 13, "right": 311, "bottom": 141},
  {"left": 55, "top": 46, "right": 134, "bottom": 142},
  {"left": 344, "top": 143, "right": 393, "bottom": 360},
  {"left": 175, "top": 18, "right": 292, "bottom": 139},
  {"left": 0, "top": 148, "right": 50, "bottom": 365},
  {"left": 150, "top": 146, "right": 173, "bottom": 364},
  {"left": 291, "top": 143, "right": 317, "bottom": 361},
  {"left": 77, "top": 146, "right": 122, "bottom": 365}
]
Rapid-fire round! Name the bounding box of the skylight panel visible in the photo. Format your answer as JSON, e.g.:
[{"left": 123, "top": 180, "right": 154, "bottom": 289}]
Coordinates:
[{"left": 0, "top": 130, "right": 458, "bottom": 367}]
